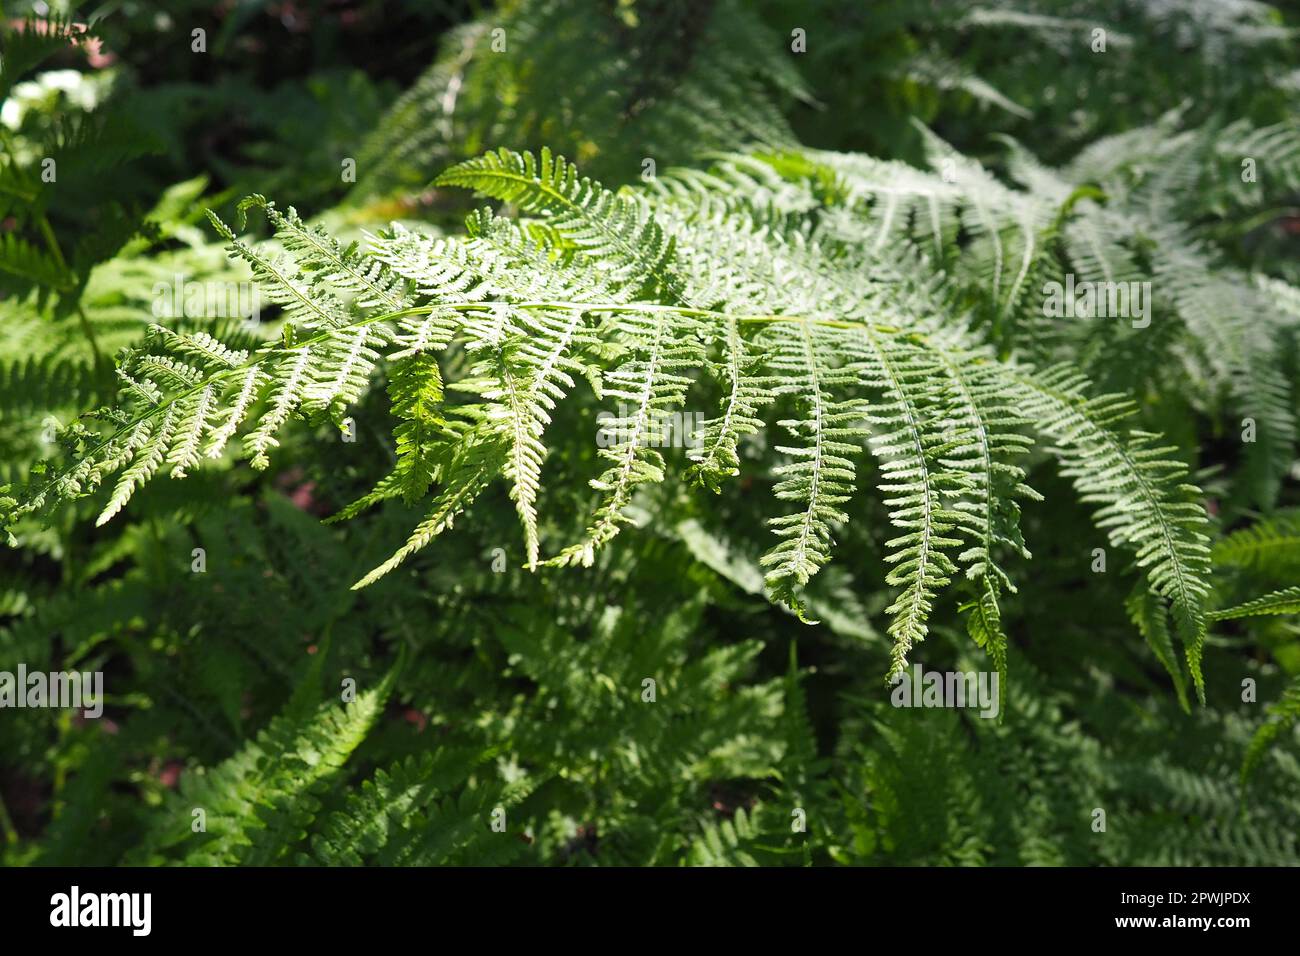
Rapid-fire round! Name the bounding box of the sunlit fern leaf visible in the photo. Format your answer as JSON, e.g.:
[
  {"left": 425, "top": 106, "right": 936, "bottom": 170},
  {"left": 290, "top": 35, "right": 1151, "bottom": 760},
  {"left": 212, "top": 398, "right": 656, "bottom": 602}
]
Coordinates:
[
  {"left": 914, "top": 123, "right": 1034, "bottom": 317},
  {"left": 758, "top": 319, "right": 870, "bottom": 617},
  {"left": 904, "top": 51, "right": 1032, "bottom": 120},
  {"left": 808, "top": 149, "right": 962, "bottom": 262},
  {"left": 1011, "top": 364, "right": 1213, "bottom": 699},
  {"left": 353, "top": 429, "right": 505, "bottom": 589},
  {"left": 484, "top": 306, "right": 600, "bottom": 568},
  {"left": 1211, "top": 586, "right": 1300, "bottom": 621},
  {"left": 1, "top": 146, "right": 1222, "bottom": 696},
  {"left": 851, "top": 328, "right": 968, "bottom": 675},
  {"left": 1148, "top": 224, "right": 1295, "bottom": 508},
  {"left": 548, "top": 308, "right": 705, "bottom": 568},
  {"left": 145, "top": 325, "right": 249, "bottom": 371},
  {"left": 237, "top": 195, "right": 411, "bottom": 313},
  {"left": 96, "top": 408, "right": 176, "bottom": 527},
  {"left": 205, "top": 209, "right": 350, "bottom": 333},
  {"left": 686, "top": 313, "right": 778, "bottom": 492},
  {"left": 434, "top": 146, "right": 685, "bottom": 300},
  {"left": 1216, "top": 119, "right": 1300, "bottom": 199},
  {"left": 961, "top": 578, "right": 1009, "bottom": 710}
]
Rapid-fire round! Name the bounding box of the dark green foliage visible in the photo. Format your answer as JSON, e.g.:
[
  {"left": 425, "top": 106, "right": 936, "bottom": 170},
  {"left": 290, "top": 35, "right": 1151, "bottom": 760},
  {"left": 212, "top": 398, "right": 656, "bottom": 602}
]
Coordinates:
[{"left": 1, "top": 0, "right": 1298, "bottom": 868}]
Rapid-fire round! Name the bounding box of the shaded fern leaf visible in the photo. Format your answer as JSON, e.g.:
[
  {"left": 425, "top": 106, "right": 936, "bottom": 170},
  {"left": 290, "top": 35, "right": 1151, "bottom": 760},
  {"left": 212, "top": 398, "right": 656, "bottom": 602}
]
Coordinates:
[
  {"left": 1242, "top": 675, "right": 1300, "bottom": 791},
  {"left": 131, "top": 662, "right": 399, "bottom": 865},
  {"left": 1214, "top": 510, "right": 1300, "bottom": 579}
]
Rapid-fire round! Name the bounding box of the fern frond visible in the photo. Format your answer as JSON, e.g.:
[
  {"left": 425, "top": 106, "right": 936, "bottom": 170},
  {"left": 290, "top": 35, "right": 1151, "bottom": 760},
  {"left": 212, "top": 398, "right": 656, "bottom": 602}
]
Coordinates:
[
  {"left": 132, "top": 664, "right": 397, "bottom": 865},
  {"left": 388, "top": 351, "right": 446, "bottom": 504},
  {"left": 1126, "top": 584, "right": 1190, "bottom": 711},
  {"left": 0, "top": 233, "right": 74, "bottom": 292},
  {"left": 435, "top": 147, "right": 684, "bottom": 300},
  {"left": 308, "top": 748, "right": 510, "bottom": 866},
  {"left": 961, "top": 577, "right": 1009, "bottom": 701},
  {"left": 238, "top": 195, "right": 411, "bottom": 313},
  {"left": 353, "top": 430, "right": 504, "bottom": 588},
  {"left": 1150, "top": 224, "right": 1295, "bottom": 507},
  {"left": 205, "top": 208, "right": 349, "bottom": 333},
  {"left": 1242, "top": 675, "right": 1300, "bottom": 790},
  {"left": 686, "top": 314, "right": 777, "bottom": 492},
  {"left": 5, "top": 145, "right": 1225, "bottom": 700},
  {"left": 1211, "top": 587, "right": 1300, "bottom": 621},
  {"left": 0, "top": 16, "right": 88, "bottom": 101},
  {"left": 1013, "top": 365, "right": 1213, "bottom": 699},
  {"left": 1214, "top": 510, "right": 1300, "bottom": 578},
  {"left": 851, "top": 329, "right": 966, "bottom": 675},
  {"left": 548, "top": 308, "right": 705, "bottom": 567},
  {"left": 96, "top": 408, "right": 177, "bottom": 526},
  {"left": 751, "top": 319, "right": 867, "bottom": 618}
]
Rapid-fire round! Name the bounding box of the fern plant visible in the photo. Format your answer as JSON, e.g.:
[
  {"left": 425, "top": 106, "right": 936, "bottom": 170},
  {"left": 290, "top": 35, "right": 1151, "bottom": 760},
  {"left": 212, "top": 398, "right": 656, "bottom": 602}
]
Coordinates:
[
  {"left": 3, "top": 0, "right": 1298, "bottom": 871},
  {"left": 5, "top": 141, "right": 1225, "bottom": 700}
]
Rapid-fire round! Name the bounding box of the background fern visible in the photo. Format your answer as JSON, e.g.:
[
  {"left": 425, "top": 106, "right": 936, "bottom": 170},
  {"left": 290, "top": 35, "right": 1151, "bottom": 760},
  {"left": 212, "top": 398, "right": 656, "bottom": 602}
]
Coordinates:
[{"left": 1, "top": 0, "right": 1298, "bottom": 868}]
